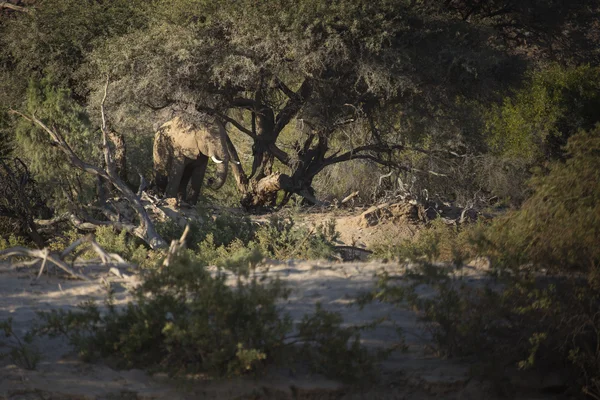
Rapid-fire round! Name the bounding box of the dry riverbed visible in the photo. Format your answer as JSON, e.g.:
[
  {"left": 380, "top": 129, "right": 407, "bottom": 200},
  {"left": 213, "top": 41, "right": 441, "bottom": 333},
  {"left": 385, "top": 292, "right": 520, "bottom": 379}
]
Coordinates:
[{"left": 0, "top": 259, "right": 563, "bottom": 399}]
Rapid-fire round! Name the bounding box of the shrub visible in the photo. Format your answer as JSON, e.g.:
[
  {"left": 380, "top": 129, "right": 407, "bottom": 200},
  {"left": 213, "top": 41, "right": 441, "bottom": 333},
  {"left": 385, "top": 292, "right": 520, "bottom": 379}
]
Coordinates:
[
  {"left": 36, "top": 251, "right": 291, "bottom": 375},
  {"left": 368, "top": 128, "right": 600, "bottom": 397},
  {"left": 254, "top": 215, "right": 337, "bottom": 260},
  {"left": 295, "top": 303, "right": 388, "bottom": 383},
  {"left": 0, "top": 318, "right": 41, "bottom": 370},
  {"left": 485, "top": 127, "right": 600, "bottom": 279},
  {"left": 0, "top": 234, "right": 29, "bottom": 251},
  {"left": 370, "top": 218, "right": 477, "bottom": 265},
  {"left": 486, "top": 65, "right": 600, "bottom": 162},
  {"left": 156, "top": 210, "right": 255, "bottom": 250},
  {"left": 33, "top": 250, "right": 383, "bottom": 382}
]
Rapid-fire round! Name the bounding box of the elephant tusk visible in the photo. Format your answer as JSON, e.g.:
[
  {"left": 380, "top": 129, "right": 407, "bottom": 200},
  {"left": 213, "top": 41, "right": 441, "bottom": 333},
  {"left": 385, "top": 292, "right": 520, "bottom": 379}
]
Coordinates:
[
  {"left": 233, "top": 160, "right": 241, "bottom": 165},
  {"left": 211, "top": 155, "right": 224, "bottom": 164}
]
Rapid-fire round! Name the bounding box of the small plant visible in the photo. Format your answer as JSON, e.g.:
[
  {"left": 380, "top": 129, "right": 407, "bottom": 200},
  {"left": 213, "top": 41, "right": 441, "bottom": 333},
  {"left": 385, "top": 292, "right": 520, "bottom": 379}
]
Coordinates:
[
  {"left": 0, "top": 318, "right": 41, "bottom": 370},
  {"left": 0, "top": 234, "right": 28, "bottom": 251},
  {"left": 293, "top": 303, "right": 392, "bottom": 383}
]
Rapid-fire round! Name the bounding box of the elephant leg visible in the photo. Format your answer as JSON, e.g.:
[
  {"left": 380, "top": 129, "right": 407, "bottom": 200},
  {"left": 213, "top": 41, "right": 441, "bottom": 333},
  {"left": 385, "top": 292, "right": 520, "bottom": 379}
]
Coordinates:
[
  {"left": 165, "top": 157, "right": 185, "bottom": 199},
  {"left": 179, "top": 162, "right": 195, "bottom": 202},
  {"left": 155, "top": 172, "right": 168, "bottom": 194},
  {"left": 189, "top": 155, "right": 209, "bottom": 204}
]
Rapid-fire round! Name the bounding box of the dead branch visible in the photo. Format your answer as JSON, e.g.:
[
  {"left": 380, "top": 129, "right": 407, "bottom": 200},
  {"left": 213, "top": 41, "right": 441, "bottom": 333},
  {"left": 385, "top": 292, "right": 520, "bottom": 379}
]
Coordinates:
[
  {"left": 341, "top": 191, "right": 359, "bottom": 204},
  {"left": 1, "top": 233, "right": 134, "bottom": 281},
  {"left": 0, "top": 246, "right": 90, "bottom": 281},
  {"left": 9, "top": 78, "right": 166, "bottom": 249},
  {"left": 162, "top": 224, "right": 190, "bottom": 268},
  {"left": 0, "top": 1, "right": 31, "bottom": 13}
]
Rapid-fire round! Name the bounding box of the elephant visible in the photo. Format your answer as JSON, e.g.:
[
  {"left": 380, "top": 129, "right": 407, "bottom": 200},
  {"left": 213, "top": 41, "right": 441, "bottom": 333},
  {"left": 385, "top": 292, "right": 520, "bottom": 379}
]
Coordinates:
[{"left": 153, "top": 116, "right": 232, "bottom": 204}]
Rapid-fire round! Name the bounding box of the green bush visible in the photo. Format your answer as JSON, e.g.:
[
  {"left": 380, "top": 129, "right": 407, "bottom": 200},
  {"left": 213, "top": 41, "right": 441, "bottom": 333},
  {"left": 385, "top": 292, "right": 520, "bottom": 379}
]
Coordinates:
[
  {"left": 371, "top": 218, "right": 478, "bottom": 266},
  {"left": 295, "top": 303, "right": 388, "bottom": 383},
  {"left": 156, "top": 210, "right": 255, "bottom": 251},
  {"left": 486, "top": 65, "right": 600, "bottom": 162},
  {"left": 0, "top": 234, "right": 29, "bottom": 251},
  {"left": 36, "top": 252, "right": 291, "bottom": 375},
  {"left": 0, "top": 318, "right": 41, "bottom": 370},
  {"left": 485, "top": 127, "right": 600, "bottom": 280},
  {"left": 254, "top": 215, "right": 338, "bottom": 260},
  {"left": 13, "top": 79, "right": 100, "bottom": 210},
  {"left": 34, "top": 250, "right": 383, "bottom": 382},
  {"left": 368, "top": 128, "right": 600, "bottom": 397},
  {"left": 94, "top": 226, "right": 148, "bottom": 265}
]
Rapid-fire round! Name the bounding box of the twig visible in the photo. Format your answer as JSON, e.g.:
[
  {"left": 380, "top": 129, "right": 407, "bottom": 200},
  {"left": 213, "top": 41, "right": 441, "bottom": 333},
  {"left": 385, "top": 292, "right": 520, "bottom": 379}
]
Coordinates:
[{"left": 341, "top": 191, "right": 360, "bottom": 204}]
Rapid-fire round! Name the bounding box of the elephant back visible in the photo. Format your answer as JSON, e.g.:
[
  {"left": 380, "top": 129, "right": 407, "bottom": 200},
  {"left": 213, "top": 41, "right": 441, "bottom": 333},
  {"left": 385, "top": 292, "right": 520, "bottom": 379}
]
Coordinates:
[{"left": 155, "top": 116, "right": 227, "bottom": 161}]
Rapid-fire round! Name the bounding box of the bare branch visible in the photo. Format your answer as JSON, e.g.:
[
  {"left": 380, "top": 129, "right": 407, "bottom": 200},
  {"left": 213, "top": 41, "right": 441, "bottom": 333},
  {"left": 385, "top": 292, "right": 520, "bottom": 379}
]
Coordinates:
[
  {"left": 198, "top": 106, "right": 256, "bottom": 138},
  {"left": 0, "top": 246, "right": 90, "bottom": 281},
  {"left": 273, "top": 79, "right": 313, "bottom": 135},
  {"left": 100, "top": 76, "right": 116, "bottom": 178},
  {"left": 225, "top": 136, "right": 249, "bottom": 193},
  {"left": 273, "top": 77, "right": 297, "bottom": 100},
  {"left": 9, "top": 109, "right": 166, "bottom": 249},
  {"left": 162, "top": 224, "right": 190, "bottom": 268},
  {"left": 0, "top": 1, "right": 31, "bottom": 13},
  {"left": 341, "top": 191, "right": 359, "bottom": 204},
  {"left": 324, "top": 144, "right": 406, "bottom": 166},
  {"left": 268, "top": 143, "right": 290, "bottom": 166}
]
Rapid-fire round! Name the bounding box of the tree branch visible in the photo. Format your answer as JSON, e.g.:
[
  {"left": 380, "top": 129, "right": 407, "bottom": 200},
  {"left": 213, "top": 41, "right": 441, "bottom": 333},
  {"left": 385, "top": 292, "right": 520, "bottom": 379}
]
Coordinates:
[
  {"left": 225, "top": 136, "right": 249, "bottom": 193},
  {"left": 0, "top": 1, "right": 31, "bottom": 13},
  {"left": 9, "top": 101, "right": 166, "bottom": 249},
  {"left": 198, "top": 106, "right": 256, "bottom": 138},
  {"left": 273, "top": 77, "right": 298, "bottom": 100},
  {"left": 273, "top": 79, "right": 313, "bottom": 136},
  {"left": 268, "top": 143, "right": 290, "bottom": 166},
  {"left": 324, "top": 144, "right": 406, "bottom": 165}
]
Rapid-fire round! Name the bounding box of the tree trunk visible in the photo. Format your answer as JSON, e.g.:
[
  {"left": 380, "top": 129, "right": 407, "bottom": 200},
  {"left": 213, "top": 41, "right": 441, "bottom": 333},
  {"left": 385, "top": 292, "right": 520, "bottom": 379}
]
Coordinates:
[{"left": 241, "top": 173, "right": 292, "bottom": 209}]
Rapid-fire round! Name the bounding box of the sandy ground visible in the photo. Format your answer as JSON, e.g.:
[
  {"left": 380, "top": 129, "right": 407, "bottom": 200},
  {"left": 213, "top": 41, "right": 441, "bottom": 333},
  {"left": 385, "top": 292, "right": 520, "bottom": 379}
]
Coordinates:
[{"left": 0, "top": 255, "right": 566, "bottom": 400}]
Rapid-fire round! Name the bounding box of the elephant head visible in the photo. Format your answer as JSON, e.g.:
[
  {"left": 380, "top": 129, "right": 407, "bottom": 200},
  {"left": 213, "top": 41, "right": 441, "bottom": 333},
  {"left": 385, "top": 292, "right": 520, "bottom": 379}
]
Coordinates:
[
  {"left": 195, "top": 118, "right": 230, "bottom": 190},
  {"left": 153, "top": 116, "right": 234, "bottom": 203}
]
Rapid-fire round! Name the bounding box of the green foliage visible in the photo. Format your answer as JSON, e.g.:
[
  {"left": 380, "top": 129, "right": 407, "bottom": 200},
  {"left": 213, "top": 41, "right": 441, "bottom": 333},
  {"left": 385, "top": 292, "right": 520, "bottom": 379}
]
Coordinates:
[
  {"left": 295, "top": 303, "right": 388, "bottom": 383},
  {"left": 13, "top": 80, "right": 99, "bottom": 208},
  {"left": 93, "top": 226, "right": 148, "bottom": 266},
  {"left": 485, "top": 127, "right": 600, "bottom": 279},
  {"left": 0, "top": 234, "right": 29, "bottom": 250},
  {"left": 44, "top": 226, "right": 147, "bottom": 266},
  {"left": 486, "top": 65, "right": 600, "bottom": 162},
  {"left": 36, "top": 252, "right": 291, "bottom": 376},
  {"left": 0, "top": 0, "right": 148, "bottom": 99},
  {"left": 368, "top": 129, "right": 600, "bottom": 396},
  {"left": 0, "top": 318, "right": 41, "bottom": 370},
  {"left": 254, "top": 215, "right": 337, "bottom": 260},
  {"left": 371, "top": 219, "right": 477, "bottom": 265},
  {"left": 33, "top": 251, "right": 381, "bottom": 382},
  {"left": 156, "top": 211, "right": 255, "bottom": 251}
]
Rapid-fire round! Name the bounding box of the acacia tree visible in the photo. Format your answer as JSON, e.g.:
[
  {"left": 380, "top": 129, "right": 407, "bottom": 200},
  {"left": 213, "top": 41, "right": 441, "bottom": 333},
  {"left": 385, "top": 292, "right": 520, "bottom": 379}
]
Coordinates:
[
  {"left": 81, "top": 0, "right": 521, "bottom": 208},
  {"left": 2, "top": 0, "right": 597, "bottom": 210}
]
